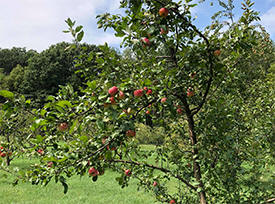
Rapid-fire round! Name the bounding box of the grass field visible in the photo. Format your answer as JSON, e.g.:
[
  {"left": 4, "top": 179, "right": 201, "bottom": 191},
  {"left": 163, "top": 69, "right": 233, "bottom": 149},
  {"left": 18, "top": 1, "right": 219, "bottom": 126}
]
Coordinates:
[
  {"left": 0, "top": 157, "right": 159, "bottom": 204},
  {"left": 1, "top": 145, "right": 274, "bottom": 204},
  {"left": 0, "top": 145, "right": 161, "bottom": 204}
]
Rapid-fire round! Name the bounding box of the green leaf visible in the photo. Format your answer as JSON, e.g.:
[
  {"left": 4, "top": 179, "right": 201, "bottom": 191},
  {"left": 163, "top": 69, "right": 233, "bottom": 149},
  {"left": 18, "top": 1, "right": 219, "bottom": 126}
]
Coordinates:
[
  {"left": 92, "top": 175, "right": 98, "bottom": 182},
  {"left": 0, "top": 90, "right": 14, "bottom": 99},
  {"left": 36, "top": 135, "right": 44, "bottom": 143},
  {"left": 87, "top": 80, "right": 97, "bottom": 90},
  {"left": 56, "top": 100, "right": 72, "bottom": 108},
  {"left": 65, "top": 18, "right": 75, "bottom": 27},
  {"left": 75, "top": 25, "right": 83, "bottom": 33},
  {"left": 61, "top": 181, "right": 68, "bottom": 194},
  {"left": 77, "top": 31, "right": 84, "bottom": 42}
]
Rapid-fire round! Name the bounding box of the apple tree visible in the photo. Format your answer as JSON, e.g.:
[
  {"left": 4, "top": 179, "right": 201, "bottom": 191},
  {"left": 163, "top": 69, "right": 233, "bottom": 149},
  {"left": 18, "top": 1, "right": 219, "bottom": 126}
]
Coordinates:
[
  {"left": 10, "top": 0, "right": 274, "bottom": 203},
  {"left": 0, "top": 90, "right": 33, "bottom": 166}
]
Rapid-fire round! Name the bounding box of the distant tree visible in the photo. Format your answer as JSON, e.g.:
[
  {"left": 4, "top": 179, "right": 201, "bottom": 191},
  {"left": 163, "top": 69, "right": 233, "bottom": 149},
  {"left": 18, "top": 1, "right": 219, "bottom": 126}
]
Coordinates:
[
  {"left": 2, "top": 65, "right": 25, "bottom": 92},
  {"left": 0, "top": 47, "right": 37, "bottom": 74},
  {"left": 21, "top": 42, "right": 100, "bottom": 105}
]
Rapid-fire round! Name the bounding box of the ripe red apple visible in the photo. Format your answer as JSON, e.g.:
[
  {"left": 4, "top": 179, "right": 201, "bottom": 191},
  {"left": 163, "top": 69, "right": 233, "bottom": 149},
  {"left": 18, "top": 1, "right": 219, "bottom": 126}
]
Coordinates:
[
  {"left": 125, "top": 169, "right": 131, "bottom": 176},
  {"left": 177, "top": 108, "right": 183, "bottom": 115},
  {"left": 146, "top": 89, "right": 152, "bottom": 95},
  {"left": 159, "top": 8, "right": 169, "bottom": 17},
  {"left": 146, "top": 110, "right": 150, "bottom": 114},
  {"left": 0, "top": 152, "right": 6, "bottom": 157},
  {"left": 134, "top": 89, "right": 144, "bottom": 97},
  {"left": 141, "top": 37, "right": 150, "bottom": 46},
  {"left": 0, "top": 146, "right": 3, "bottom": 150},
  {"left": 58, "top": 122, "right": 68, "bottom": 131},
  {"left": 170, "top": 200, "right": 176, "bottom": 204},
  {"left": 143, "top": 87, "right": 148, "bottom": 91},
  {"left": 108, "top": 86, "right": 118, "bottom": 96},
  {"left": 214, "top": 49, "right": 221, "bottom": 56},
  {"left": 119, "top": 91, "right": 125, "bottom": 99},
  {"left": 109, "top": 96, "right": 116, "bottom": 105},
  {"left": 37, "top": 149, "right": 44, "bottom": 155},
  {"left": 126, "top": 130, "right": 136, "bottom": 137},
  {"left": 187, "top": 88, "right": 195, "bottom": 97},
  {"left": 47, "top": 161, "right": 53, "bottom": 168},
  {"left": 161, "top": 97, "right": 167, "bottom": 103},
  {"left": 88, "top": 167, "right": 99, "bottom": 177},
  {"left": 153, "top": 181, "right": 157, "bottom": 186}
]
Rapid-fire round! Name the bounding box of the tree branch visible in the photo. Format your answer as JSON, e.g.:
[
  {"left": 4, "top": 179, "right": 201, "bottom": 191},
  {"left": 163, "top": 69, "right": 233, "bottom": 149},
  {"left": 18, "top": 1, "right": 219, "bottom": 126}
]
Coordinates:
[
  {"left": 110, "top": 159, "right": 197, "bottom": 191},
  {"left": 154, "top": 0, "right": 214, "bottom": 116}
]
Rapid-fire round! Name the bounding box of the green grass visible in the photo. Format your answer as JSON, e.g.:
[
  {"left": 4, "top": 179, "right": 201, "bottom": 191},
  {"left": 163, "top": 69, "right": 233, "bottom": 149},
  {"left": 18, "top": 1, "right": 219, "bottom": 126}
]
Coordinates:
[{"left": 0, "top": 156, "right": 159, "bottom": 204}]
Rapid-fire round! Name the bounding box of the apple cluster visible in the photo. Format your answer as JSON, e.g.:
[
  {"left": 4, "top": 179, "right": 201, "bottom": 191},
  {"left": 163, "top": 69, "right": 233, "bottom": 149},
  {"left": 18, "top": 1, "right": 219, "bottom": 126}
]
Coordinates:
[
  {"left": 141, "top": 7, "right": 169, "bottom": 48},
  {"left": 0, "top": 146, "right": 12, "bottom": 158}
]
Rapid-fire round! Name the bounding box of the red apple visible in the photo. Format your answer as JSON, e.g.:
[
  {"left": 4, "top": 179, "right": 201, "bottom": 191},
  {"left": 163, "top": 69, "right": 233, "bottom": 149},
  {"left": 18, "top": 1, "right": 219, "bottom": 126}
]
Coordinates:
[
  {"left": 187, "top": 88, "right": 195, "bottom": 97},
  {"left": 108, "top": 86, "right": 118, "bottom": 96},
  {"left": 125, "top": 169, "right": 131, "bottom": 176},
  {"left": 141, "top": 37, "right": 150, "bottom": 46},
  {"left": 88, "top": 167, "right": 99, "bottom": 177},
  {"left": 146, "top": 89, "right": 152, "bottom": 95},
  {"left": 146, "top": 110, "right": 150, "bottom": 114},
  {"left": 47, "top": 161, "right": 53, "bottom": 168},
  {"left": 126, "top": 130, "right": 136, "bottom": 137},
  {"left": 170, "top": 200, "right": 176, "bottom": 204},
  {"left": 153, "top": 181, "right": 157, "bottom": 186},
  {"left": 134, "top": 89, "right": 144, "bottom": 97},
  {"left": 0, "top": 152, "right": 6, "bottom": 157},
  {"left": 214, "top": 49, "right": 221, "bottom": 56},
  {"left": 58, "top": 122, "right": 68, "bottom": 131},
  {"left": 177, "top": 108, "right": 183, "bottom": 115},
  {"left": 37, "top": 149, "right": 44, "bottom": 155},
  {"left": 143, "top": 87, "right": 148, "bottom": 91},
  {"left": 161, "top": 97, "right": 167, "bottom": 103},
  {"left": 109, "top": 96, "right": 116, "bottom": 105},
  {"left": 119, "top": 91, "right": 125, "bottom": 99},
  {"left": 159, "top": 8, "right": 169, "bottom": 17}
]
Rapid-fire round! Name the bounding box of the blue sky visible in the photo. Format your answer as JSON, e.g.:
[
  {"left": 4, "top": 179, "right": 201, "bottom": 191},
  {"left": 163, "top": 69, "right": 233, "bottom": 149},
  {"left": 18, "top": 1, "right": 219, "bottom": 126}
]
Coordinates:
[{"left": 0, "top": 0, "right": 274, "bottom": 52}]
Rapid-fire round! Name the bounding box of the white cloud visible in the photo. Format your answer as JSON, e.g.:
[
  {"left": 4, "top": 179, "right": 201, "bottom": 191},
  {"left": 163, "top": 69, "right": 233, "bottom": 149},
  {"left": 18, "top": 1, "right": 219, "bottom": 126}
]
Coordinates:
[
  {"left": 0, "top": 0, "right": 122, "bottom": 51},
  {"left": 260, "top": 6, "right": 275, "bottom": 38}
]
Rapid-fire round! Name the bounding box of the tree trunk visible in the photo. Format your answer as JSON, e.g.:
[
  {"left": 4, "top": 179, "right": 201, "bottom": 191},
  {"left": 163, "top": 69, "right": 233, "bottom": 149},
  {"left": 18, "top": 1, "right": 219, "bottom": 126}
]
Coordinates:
[
  {"left": 6, "top": 156, "right": 11, "bottom": 166},
  {"left": 187, "top": 115, "right": 207, "bottom": 204}
]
